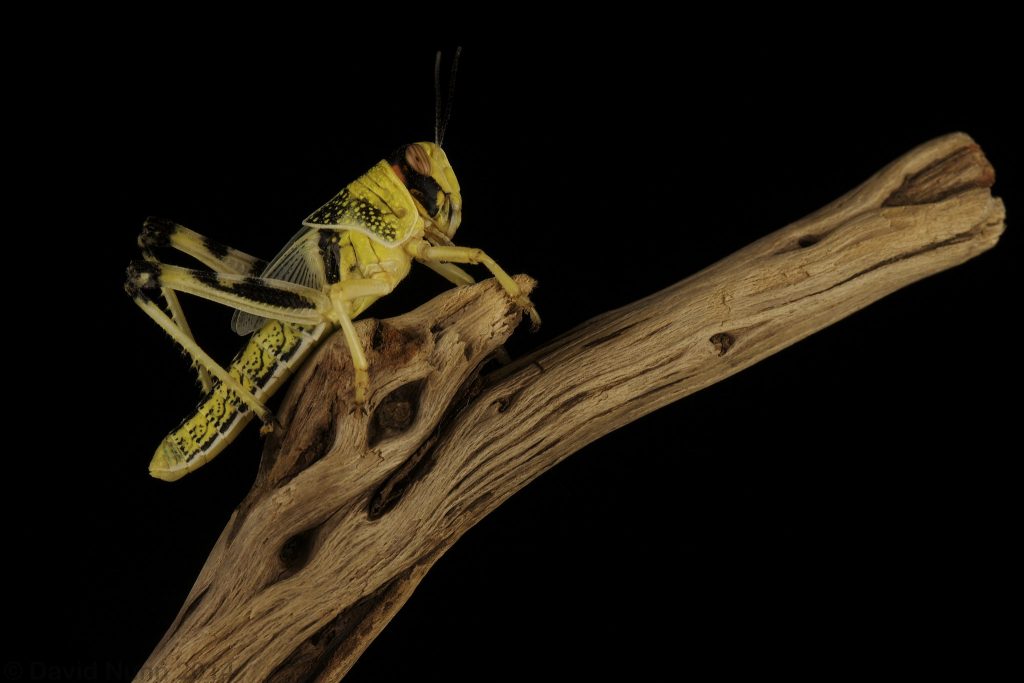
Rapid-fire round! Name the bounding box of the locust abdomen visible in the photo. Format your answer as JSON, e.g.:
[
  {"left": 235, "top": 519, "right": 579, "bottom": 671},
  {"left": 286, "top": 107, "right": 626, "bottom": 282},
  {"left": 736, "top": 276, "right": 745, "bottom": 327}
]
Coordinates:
[{"left": 149, "top": 320, "right": 326, "bottom": 481}]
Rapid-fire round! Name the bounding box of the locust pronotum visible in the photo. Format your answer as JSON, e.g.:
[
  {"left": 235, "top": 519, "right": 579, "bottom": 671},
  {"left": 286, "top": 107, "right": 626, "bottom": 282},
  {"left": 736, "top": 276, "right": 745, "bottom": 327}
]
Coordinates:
[{"left": 125, "top": 50, "right": 539, "bottom": 481}]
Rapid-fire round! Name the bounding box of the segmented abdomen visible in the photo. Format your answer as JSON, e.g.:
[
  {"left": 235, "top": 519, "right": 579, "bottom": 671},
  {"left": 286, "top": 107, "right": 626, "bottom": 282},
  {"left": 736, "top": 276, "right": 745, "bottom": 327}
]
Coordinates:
[{"left": 149, "top": 320, "right": 327, "bottom": 481}]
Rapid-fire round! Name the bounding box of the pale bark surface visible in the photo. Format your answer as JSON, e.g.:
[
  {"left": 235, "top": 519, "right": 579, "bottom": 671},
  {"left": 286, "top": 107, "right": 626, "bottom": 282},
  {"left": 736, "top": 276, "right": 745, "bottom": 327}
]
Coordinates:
[{"left": 137, "top": 133, "right": 1004, "bottom": 682}]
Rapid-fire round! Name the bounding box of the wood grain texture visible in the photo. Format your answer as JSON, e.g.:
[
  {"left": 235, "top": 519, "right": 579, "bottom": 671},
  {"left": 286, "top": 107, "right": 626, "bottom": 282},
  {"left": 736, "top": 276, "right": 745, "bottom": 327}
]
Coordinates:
[{"left": 137, "top": 133, "right": 1004, "bottom": 682}]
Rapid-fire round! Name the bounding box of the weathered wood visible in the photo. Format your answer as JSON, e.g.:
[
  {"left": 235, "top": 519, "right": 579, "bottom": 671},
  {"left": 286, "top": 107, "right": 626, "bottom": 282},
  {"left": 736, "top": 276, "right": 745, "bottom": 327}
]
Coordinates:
[{"left": 137, "top": 132, "right": 1004, "bottom": 682}]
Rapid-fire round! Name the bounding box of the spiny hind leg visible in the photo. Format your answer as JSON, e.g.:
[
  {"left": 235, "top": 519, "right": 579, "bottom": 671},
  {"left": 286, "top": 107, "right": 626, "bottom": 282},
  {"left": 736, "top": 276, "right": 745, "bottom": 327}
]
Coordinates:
[
  {"left": 126, "top": 260, "right": 397, "bottom": 411},
  {"left": 328, "top": 278, "right": 397, "bottom": 409},
  {"left": 407, "top": 241, "right": 540, "bottom": 329},
  {"left": 136, "top": 217, "right": 268, "bottom": 392},
  {"left": 137, "top": 250, "right": 213, "bottom": 393},
  {"left": 128, "top": 291, "right": 277, "bottom": 426},
  {"left": 126, "top": 261, "right": 333, "bottom": 427}
]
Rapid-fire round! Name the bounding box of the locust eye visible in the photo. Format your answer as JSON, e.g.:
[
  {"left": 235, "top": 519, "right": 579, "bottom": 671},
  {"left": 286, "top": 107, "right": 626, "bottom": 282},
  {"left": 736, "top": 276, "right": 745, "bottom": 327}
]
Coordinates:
[{"left": 405, "top": 145, "right": 431, "bottom": 176}]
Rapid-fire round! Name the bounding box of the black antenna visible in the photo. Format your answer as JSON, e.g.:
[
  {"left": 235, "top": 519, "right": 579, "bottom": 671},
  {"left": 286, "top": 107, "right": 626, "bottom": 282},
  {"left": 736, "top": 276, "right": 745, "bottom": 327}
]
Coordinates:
[
  {"left": 434, "top": 47, "right": 462, "bottom": 147},
  {"left": 434, "top": 51, "right": 443, "bottom": 145}
]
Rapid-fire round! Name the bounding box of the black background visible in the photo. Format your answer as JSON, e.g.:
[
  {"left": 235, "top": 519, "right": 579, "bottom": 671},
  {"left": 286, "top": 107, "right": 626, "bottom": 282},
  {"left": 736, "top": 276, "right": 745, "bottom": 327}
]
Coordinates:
[{"left": 8, "top": 38, "right": 1018, "bottom": 680}]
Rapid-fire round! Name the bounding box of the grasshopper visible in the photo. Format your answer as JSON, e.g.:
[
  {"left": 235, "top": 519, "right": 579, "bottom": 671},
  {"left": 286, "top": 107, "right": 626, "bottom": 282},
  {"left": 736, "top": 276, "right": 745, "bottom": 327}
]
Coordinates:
[{"left": 125, "top": 53, "right": 539, "bottom": 481}]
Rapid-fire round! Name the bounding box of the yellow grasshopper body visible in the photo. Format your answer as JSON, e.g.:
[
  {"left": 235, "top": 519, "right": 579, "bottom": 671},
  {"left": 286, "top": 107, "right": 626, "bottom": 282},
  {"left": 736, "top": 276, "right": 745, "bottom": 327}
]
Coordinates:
[{"left": 128, "top": 142, "right": 539, "bottom": 481}]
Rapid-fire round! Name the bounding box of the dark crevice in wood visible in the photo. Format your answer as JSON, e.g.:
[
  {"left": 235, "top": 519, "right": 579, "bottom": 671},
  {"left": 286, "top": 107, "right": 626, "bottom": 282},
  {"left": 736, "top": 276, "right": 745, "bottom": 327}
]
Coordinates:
[
  {"left": 883, "top": 144, "right": 995, "bottom": 207},
  {"left": 581, "top": 321, "right": 639, "bottom": 349},
  {"left": 369, "top": 320, "right": 385, "bottom": 352},
  {"left": 166, "top": 586, "right": 209, "bottom": 644},
  {"left": 492, "top": 386, "right": 524, "bottom": 414},
  {"left": 367, "top": 371, "right": 487, "bottom": 520},
  {"left": 266, "top": 564, "right": 418, "bottom": 683},
  {"left": 274, "top": 523, "right": 322, "bottom": 583},
  {"left": 710, "top": 332, "right": 736, "bottom": 356},
  {"left": 224, "top": 487, "right": 268, "bottom": 547},
  {"left": 367, "top": 379, "right": 426, "bottom": 448},
  {"left": 275, "top": 396, "right": 339, "bottom": 488},
  {"left": 225, "top": 507, "right": 247, "bottom": 547},
  {"left": 632, "top": 375, "right": 697, "bottom": 404},
  {"left": 554, "top": 389, "right": 594, "bottom": 414},
  {"left": 366, "top": 430, "right": 439, "bottom": 521},
  {"left": 773, "top": 224, "right": 851, "bottom": 256},
  {"left": 790, "top": 225, "right": 985, "bottom": 305},
  {"left": 191, "top": 590, "right": 228, "bottom": 632},
  {"left": 532, "top": 436, "right": 563, "bottom": 462}
]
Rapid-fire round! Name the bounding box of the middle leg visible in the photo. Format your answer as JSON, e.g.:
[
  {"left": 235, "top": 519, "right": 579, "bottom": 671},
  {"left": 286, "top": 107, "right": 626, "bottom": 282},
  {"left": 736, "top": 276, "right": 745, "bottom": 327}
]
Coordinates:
[{"left": 327, "top": 277, "right": 397, "bottom": 407}]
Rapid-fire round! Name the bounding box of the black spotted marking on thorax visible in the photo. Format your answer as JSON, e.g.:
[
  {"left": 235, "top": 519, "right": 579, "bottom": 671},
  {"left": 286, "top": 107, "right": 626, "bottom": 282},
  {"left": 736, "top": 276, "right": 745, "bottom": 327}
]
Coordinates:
[
  {"left": 318, "top": 229, "right": 341, "bottom": 285},
  {"left": 306, "top": 186, "right": 396, "bottom": 241}
]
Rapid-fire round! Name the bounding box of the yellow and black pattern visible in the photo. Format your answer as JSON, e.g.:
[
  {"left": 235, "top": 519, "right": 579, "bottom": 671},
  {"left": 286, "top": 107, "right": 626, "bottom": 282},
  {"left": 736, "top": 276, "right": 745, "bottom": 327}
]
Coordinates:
[
  {"left": 303, "top": 160, "right": 420, "bottom": 245},
  {"left": 130, "top": 140, "right": 538, "bottom": 481},
  {"left": 149, "top": 320, "right": 325, "bottom": 481}
]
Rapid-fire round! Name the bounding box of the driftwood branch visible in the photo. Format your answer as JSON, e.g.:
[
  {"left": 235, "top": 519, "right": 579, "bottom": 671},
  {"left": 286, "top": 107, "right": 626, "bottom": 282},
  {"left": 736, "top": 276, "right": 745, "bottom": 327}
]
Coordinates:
[{"left": 138, "top": 133, "right": 1004, "bottom": 682}]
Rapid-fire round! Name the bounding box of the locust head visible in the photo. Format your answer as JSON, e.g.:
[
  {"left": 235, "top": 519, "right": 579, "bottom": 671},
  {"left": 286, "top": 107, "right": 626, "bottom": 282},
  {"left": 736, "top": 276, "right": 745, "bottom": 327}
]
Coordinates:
[{"left": 390, "top": 142, "right": 462, "bottom": 243}]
